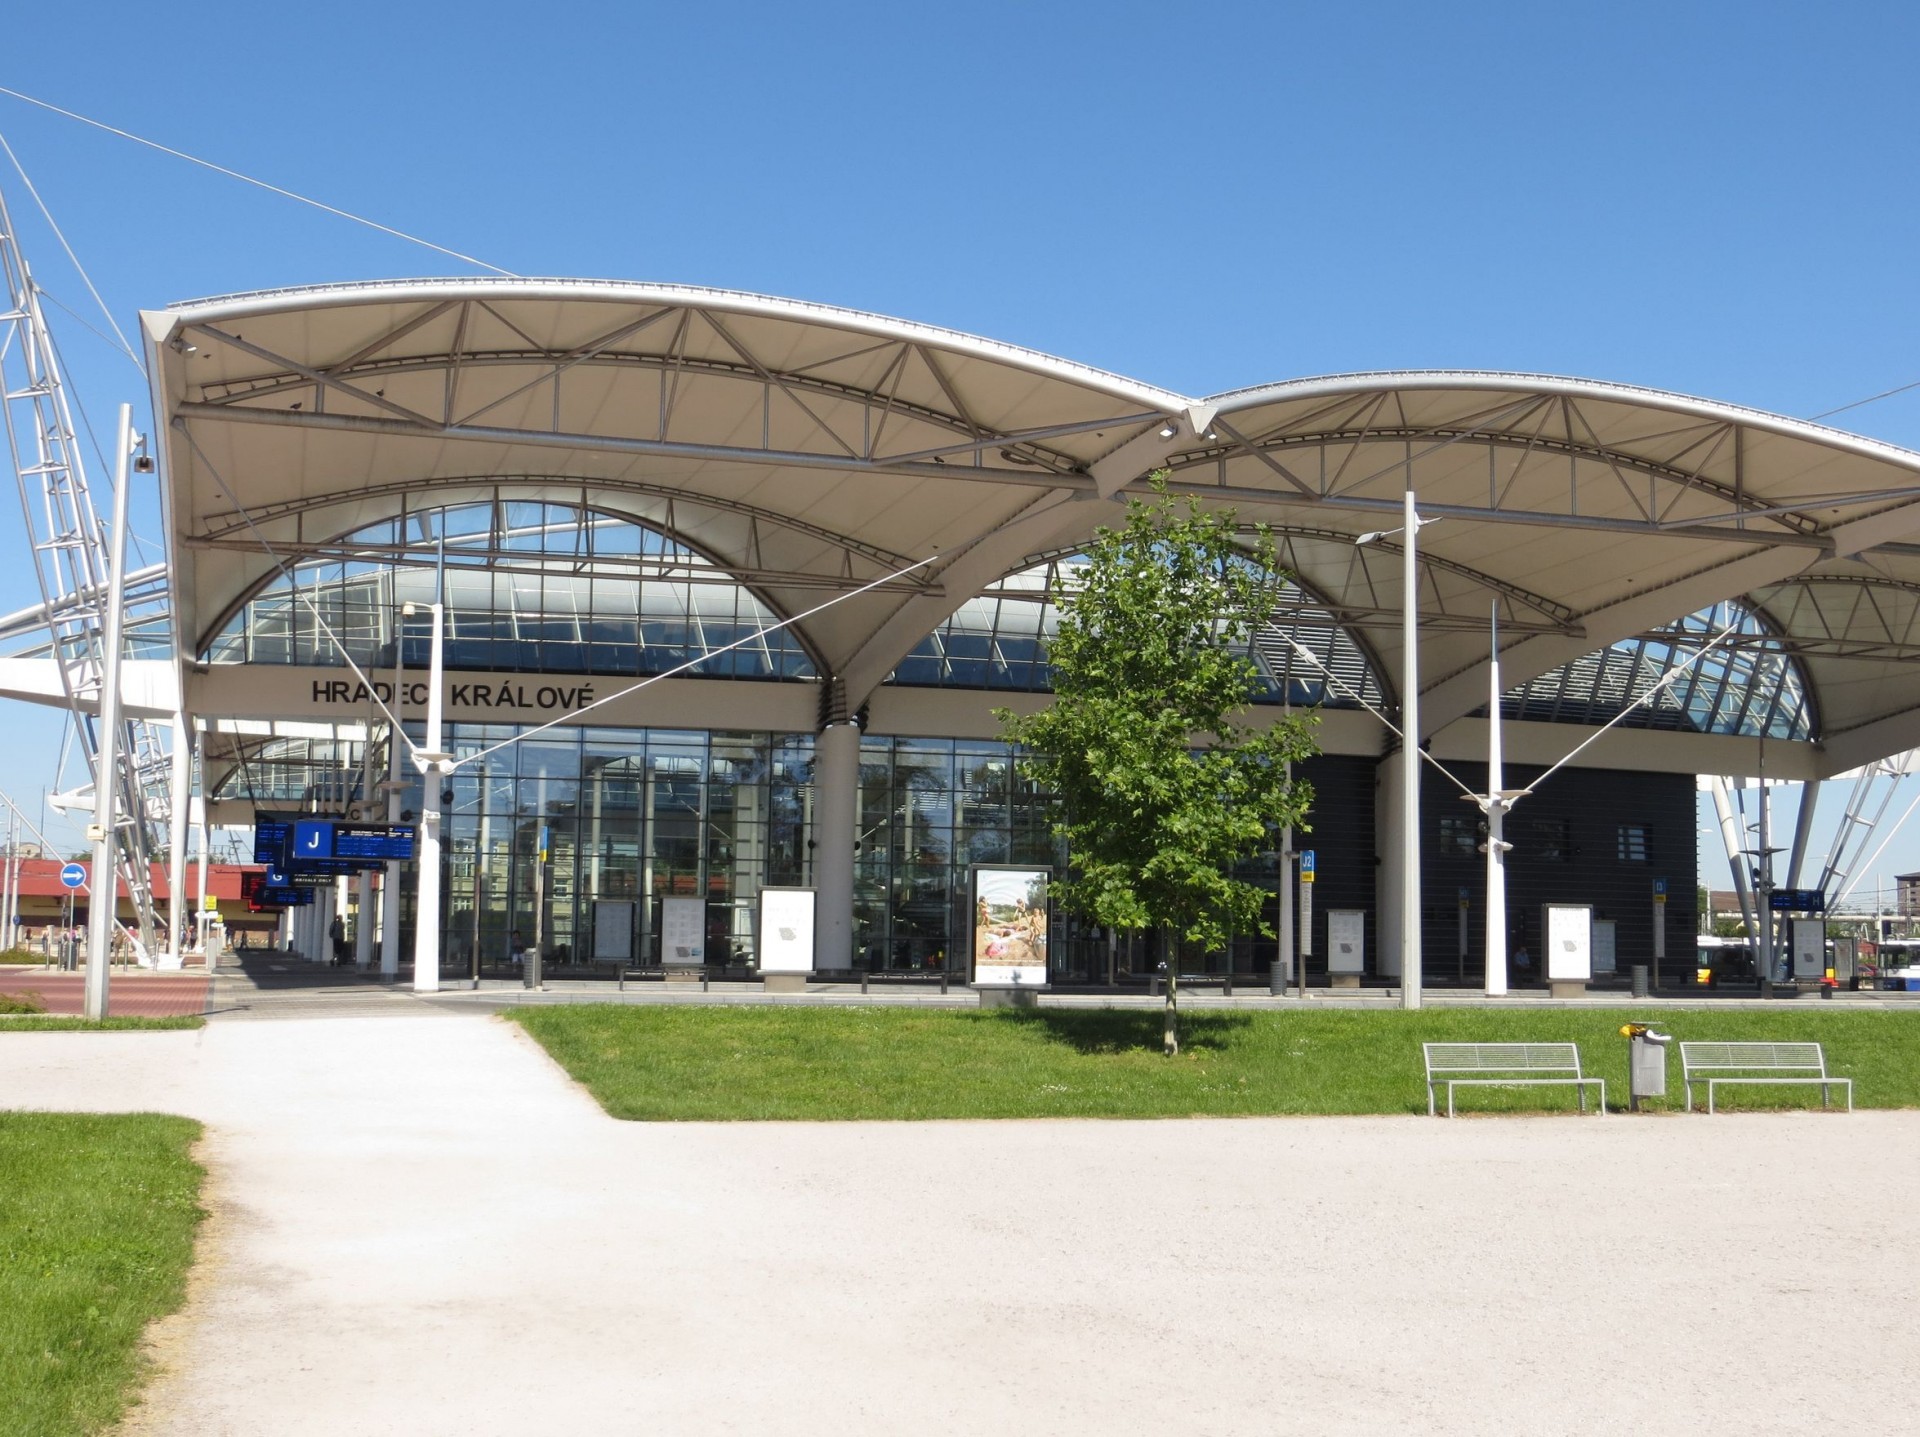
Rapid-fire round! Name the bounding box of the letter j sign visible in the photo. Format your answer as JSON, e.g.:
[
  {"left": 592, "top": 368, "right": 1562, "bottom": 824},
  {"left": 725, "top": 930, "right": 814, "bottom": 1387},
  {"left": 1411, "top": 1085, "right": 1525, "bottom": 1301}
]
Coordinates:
[{"left": 292, "top": 820, "right": 333, "bottom": 859}]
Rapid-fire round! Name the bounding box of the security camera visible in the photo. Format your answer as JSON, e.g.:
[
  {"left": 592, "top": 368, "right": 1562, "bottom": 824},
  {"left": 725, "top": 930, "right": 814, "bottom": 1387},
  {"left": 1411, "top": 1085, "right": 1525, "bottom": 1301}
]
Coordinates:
[{"left": 133, "top": 456, "right": 156, "bottom": 474}]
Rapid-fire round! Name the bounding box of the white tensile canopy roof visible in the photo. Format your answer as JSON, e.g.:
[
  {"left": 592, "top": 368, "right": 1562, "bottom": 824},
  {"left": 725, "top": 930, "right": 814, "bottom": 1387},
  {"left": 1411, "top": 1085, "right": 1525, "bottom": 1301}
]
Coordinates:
[{"left": 141, "top": 279, "right": 1920, "bottom": 776}]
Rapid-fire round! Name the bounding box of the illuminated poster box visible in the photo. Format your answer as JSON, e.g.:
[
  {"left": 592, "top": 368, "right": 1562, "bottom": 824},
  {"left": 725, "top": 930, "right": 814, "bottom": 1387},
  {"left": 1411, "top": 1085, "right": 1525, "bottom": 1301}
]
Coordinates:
[
  {"left": 758, "top": 887, "right": 816, "bottom": 974},
  {"left": 969, "top": 865, "right": 1050, "bottom": 988}
]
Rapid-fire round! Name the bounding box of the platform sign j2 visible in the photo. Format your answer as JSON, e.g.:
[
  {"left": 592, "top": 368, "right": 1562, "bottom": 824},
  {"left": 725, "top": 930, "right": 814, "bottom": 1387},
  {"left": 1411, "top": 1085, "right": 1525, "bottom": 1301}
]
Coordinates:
[{"left": 1299, "top": 850, "right": 1316, "bottom": 884}]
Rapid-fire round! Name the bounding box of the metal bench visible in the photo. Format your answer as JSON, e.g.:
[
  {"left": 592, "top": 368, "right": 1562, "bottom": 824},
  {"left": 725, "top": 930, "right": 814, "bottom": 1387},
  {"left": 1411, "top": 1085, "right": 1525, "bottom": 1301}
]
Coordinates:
[
  {"left": 1422, "top": 1042, "right": 1606, "bottom": 1118},
  {"left": 1150, "top": 972, "right": 1235, "bottom": 996},
  {"left": 1679, "top": 1041, "right": 1852, "bottom": 1114},
  {"left": 616, "top": 964, "right": 711, "bottom": 991},
  {"left": 860, "top": 970, "right": 950, "bottom": 994}
]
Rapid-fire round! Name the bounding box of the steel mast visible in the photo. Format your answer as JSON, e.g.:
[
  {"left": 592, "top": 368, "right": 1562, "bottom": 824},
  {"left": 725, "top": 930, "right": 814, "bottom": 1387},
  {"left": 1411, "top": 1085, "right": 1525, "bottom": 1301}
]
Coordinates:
[{"left": 0, "top": 175, "right": 166, "bottom": 956}]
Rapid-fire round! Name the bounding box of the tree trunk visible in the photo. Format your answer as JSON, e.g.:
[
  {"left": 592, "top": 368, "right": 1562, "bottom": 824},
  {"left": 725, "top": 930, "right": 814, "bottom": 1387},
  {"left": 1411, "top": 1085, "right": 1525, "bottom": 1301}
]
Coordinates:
[{"left": 1163, "top": 925, "right": 1179, "bottom": 1056}]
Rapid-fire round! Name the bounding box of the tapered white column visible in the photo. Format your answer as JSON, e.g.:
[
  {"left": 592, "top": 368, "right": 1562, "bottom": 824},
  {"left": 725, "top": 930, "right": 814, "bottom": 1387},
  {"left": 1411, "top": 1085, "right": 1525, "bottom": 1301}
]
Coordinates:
[
  {"left": 1376, "top": 749, "right": 1406, "bottom": 976},
  {"left": 1400, "top": 488, "right": 1423, "bottom": 1010},
  {"left": 812, "top": 721, "right": 860, "bottom": 971},
  {"left": 1484, "top": 608, "right": 1509, "bottom": 997},
  {"left": 84, "top": 407, "right": 136, "bottom": 1021},
  {"left": 413, "top": 602, "right": 447, "bottom": 993},
  {"left": 1710, "top": 778, "right": 1758, "bottom": 942},
  {"left": 380, "top": 643, "right": 405, "bottom": 978},
  {"left": 355, "top": 719, "right": 376, "bottom": 969},
  {"left": 194, "top": 796, "right": 211, "bottom": 964},
  {"left": 354, "top": 871, "right": 374, "bottom": 968},
  {"left": 166, "top": 715, "right": 192, "bottom": 962}
]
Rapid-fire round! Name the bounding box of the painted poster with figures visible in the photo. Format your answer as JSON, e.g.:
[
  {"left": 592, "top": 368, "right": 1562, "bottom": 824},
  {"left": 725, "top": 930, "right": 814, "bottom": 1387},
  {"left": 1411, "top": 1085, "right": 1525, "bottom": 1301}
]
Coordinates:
[
  {"left": 757, "top": 887, "right": 816, "bottom": 974},
  {"left": 969, "top": 865, "right": 1050, "bottom": 987},
  {"left": 659, "top": 897, "right": 706, "bottom": 964},
  {"left": 1544, "top": 904, "right": 1592, "bottom": 980}
]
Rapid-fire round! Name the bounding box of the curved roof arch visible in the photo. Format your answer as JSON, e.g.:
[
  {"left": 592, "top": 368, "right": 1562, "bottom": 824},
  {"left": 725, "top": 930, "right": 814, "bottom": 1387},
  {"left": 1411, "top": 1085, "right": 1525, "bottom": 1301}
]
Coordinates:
[
  {"left": 142, "top": 290, "right": 1920, "bottom": 773},
  {"left": 200, "top": 494, "right": 827, "bottom": 680},
  {"left": 1143, "top": 369, "right": 1920, "bottom": 757},
  {"left": 146, "top": 278, "right": 1201, "bottom": 691},
  {"left": 885, "top": 543, "right": 1395, "bottom": 709}
]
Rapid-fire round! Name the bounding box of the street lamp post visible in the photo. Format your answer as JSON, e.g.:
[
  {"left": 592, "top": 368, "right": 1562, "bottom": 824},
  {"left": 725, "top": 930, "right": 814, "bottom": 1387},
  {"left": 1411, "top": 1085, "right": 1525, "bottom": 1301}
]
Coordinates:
[
  {"left": 1357, "top": 492, "right": 1435, "bottom": 1010},
  {"left": 84, "top": 406, "right": 138, "bottom": 1021}
]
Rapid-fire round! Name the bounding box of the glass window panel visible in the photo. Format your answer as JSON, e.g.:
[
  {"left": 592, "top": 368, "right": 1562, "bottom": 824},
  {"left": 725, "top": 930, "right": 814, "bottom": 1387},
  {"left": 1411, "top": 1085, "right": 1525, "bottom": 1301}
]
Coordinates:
[{"left": 208, "top": 502, "right": 815, "bottom": 681}]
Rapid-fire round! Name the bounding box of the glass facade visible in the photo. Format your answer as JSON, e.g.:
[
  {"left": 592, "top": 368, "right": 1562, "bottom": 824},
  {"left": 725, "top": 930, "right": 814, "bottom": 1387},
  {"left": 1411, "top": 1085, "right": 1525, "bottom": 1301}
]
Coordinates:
[
  {"left": 340, "top": 723, "right": 1067, "bottom": 977},
  {"left": 203, "top": 505, "right": 1739, "bottom": 980},
  {"left": 1500, "top": 599, "right": 1813, "bottom": 740},
  {"left": 210, "top": 499, "right": 816, "bottom": 681},
  {"left": 412, "top": 724, "right": 805, "bottom": 976},
  {"left": 886, "top": 552, "right": 1387, "bottom": 707}
]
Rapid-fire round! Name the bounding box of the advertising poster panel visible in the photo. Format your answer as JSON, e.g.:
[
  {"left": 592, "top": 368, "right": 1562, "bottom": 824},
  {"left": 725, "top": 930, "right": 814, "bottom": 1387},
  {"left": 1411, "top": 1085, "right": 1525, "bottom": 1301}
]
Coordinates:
[
  {"left": 1790, "top": 917, "right": 1825, "bottom": 980},
  {"left": 758, "top": 887, "right": 816, "bottom": 974},
  {"left": 1327, "top": 910, "right": 1365, "bottom": 974},
  {"left": 1544, "top": 904, "right": 1593, "bottom": 980},
  {"left": 1591, "top": 919, "right": 1617, "bottom": 975},
  {"left": 970, "top": 865, "right": 1050, "bottom": 987},
  {"left": 659, "top": 896, "right": 706, "bottom": 963},
  {"left": 592, "top": 900, "right": 636, "bottom": 962}
]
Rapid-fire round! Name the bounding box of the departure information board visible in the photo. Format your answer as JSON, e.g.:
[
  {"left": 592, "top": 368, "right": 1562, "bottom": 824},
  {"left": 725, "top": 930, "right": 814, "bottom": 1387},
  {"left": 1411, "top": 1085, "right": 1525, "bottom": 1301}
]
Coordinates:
[
  {"left": 252, "top": 814, "right": 415, "bottom": 869},
  {"left": 330, "top": 824, "right": 417, "bottom": 861}
]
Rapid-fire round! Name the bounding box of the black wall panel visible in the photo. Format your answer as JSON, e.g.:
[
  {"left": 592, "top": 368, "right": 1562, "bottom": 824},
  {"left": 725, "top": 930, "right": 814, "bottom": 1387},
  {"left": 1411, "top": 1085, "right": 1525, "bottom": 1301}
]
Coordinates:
[{"left": 1414, "top": 760, "right": 1697, "bottom": 986}]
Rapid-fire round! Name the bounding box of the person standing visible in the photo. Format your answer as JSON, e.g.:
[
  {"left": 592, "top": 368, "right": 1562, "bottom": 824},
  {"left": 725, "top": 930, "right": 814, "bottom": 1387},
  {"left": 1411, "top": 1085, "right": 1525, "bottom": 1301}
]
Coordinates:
[{"left": 329, "top": 914, "right": 349, "bottom": 967}]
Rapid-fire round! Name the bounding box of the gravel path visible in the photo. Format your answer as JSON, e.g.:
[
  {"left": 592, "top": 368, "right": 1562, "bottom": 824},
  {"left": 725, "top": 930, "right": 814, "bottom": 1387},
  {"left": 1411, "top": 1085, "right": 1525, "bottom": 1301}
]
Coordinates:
[{"left": 2, "top": 1016, "right": 1911, "bottom": 1436}]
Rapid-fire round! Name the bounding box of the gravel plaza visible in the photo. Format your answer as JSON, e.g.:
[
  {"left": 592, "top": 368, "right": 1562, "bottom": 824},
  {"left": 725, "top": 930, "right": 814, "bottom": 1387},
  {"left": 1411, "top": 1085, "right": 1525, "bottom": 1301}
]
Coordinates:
[{"left": 2, "top": 1007, "right": 1912, "bottom": 1436}]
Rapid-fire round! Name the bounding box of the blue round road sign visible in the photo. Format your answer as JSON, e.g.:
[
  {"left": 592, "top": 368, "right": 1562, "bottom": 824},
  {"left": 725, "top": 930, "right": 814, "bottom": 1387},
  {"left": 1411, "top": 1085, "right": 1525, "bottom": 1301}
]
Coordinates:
[{"left": 59, "top": 862, "right": 85, "bottom": 890}]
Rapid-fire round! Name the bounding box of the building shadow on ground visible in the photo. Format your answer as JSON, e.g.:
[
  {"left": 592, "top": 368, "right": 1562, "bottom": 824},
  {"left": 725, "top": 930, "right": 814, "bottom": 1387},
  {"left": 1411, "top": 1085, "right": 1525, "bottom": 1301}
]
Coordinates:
[{"left": 995, "top": 1007, "right": 1253, "bottom": 1055}]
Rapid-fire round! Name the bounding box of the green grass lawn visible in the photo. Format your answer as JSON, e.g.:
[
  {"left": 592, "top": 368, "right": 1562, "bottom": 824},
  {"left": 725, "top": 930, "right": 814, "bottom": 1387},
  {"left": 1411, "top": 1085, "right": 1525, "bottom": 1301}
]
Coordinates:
[
  {"left": 0, "top": 1017, "right": 204, "bottom": 1032},
  {"left": 508, "top": 1003, "right": 1920, "bottom": 1120},
  {"left": 0, "top": 1113, "right": 206, "bottom": 1436}
]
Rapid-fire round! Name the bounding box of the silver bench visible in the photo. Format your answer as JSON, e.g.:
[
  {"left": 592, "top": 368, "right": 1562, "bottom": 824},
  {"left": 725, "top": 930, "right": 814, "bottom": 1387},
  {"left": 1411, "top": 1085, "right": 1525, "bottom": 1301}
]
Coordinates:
[
  {"left": 1679, "top": 1041, "right": 1852, "bottom": 1114},
  {"left": 1423, "top": 1042, "right": 1606, "bottom": 1118}
]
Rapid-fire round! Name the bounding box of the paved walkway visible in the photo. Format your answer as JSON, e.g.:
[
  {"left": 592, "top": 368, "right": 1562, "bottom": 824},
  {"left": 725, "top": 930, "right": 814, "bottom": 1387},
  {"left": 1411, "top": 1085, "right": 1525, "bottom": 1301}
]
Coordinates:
[{"left": 1, "top": 1016, "right": 1914, "bottom": 1435}]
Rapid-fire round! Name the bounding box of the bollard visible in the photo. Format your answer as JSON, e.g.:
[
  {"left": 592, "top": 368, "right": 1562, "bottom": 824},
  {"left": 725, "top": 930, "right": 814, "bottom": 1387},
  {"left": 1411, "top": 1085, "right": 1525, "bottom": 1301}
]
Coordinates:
[{"left": 1630, "top": 964, "right": 1649, "bottom": 998}]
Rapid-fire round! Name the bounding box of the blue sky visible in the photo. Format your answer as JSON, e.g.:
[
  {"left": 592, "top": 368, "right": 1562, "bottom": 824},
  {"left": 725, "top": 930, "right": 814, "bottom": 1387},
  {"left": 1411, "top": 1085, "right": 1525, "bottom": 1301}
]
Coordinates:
[{"left": 2, "top": 2, "right": 1919, "bottom": 893}]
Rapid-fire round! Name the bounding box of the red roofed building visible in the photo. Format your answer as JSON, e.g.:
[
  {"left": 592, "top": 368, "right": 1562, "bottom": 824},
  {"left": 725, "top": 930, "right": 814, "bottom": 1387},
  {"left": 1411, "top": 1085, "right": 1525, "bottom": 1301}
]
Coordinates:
[{"left": 6, "top": 859, "right": 274, "bottom": 946}]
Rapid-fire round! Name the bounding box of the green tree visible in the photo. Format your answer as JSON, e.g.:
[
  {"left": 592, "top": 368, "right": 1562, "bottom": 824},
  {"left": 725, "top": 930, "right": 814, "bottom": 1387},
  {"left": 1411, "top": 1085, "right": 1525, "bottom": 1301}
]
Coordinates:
[{"left": 998, "top": 478, "right": 1317, "bottom": 1055}]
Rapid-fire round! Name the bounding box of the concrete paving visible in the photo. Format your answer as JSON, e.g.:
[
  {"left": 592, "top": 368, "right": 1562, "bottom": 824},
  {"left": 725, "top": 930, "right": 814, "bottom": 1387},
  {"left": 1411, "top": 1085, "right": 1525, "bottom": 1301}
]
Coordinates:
[{"left": 1, "top": 1015, "right": 1913, "bottom": 1435}]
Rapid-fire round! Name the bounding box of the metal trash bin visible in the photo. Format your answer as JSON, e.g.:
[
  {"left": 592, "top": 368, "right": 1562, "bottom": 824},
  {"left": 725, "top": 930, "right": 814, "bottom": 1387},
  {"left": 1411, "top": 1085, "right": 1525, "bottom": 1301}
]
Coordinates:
[
  {"left": 1622, "top": 1024, "right": 1672, "bottom": 1112},
  {"left": 1630, "top": 964, "right": 1649, "bottom": 998}
]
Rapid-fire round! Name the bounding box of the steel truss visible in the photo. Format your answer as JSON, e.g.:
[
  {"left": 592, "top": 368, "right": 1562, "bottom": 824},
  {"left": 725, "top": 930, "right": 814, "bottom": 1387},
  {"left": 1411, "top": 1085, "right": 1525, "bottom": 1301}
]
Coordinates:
[{"left": 0, "top": 182, "right": 168, "bottom": 952}]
